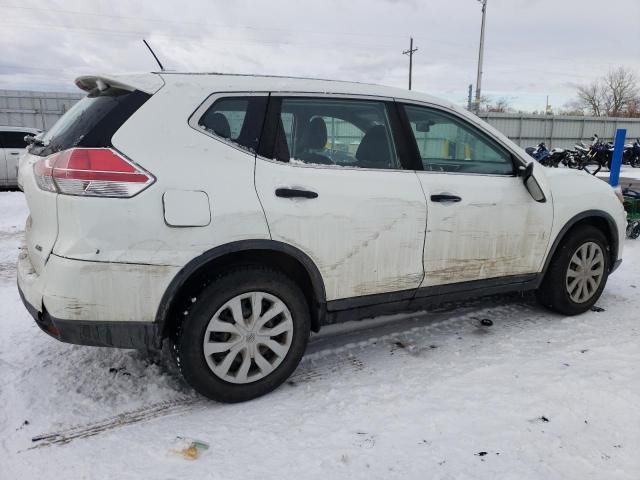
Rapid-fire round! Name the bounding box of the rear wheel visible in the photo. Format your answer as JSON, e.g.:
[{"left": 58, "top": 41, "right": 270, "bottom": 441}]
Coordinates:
[
  {"left": 172, "top": 267, "right": 310, "bottom": 402},
  {"left": 536, "top": 225, "right": 610, "bottom": 315}
]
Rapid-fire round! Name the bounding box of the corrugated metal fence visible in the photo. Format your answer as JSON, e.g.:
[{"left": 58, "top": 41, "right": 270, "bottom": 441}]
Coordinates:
[
  {"left": 0, "top": 89, "right": 83, "bottom": 131},
  {"left": 3, "top": 89, "right": 640, "bottom": 149},
  {"left": 479, "top": 112, "right": 640, "bottom": 149}
]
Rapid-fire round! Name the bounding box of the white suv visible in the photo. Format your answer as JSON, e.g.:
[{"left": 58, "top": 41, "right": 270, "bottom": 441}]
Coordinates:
[{"left": 17, "top": 73, "right": 626, "bottom": 402}]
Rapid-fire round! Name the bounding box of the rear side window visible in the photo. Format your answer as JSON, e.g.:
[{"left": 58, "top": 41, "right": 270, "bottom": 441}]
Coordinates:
[
  {"left": 0, "top": 131, "right": 30, "bottom": 148},
  {"left": 197, "top": 96, "right": 268, "bottom": 154},
  {"left": 31, "top": 87, "right": 150, "bottom": 157},
  {"left": 267, "top": 97, "right": 400, "bottom": 170}
]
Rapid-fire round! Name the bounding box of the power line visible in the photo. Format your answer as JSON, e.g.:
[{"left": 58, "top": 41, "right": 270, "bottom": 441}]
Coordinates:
[
  {"left": 0, "top": 4, "right": 475, "bottom": 50},
  {"left": 0, "top": 21, "right": 412, "bottom": 52},
  {"left": 0, "top": 21, "right": 404, "bottom": 52},
  {"left": 0, "top": 3, "right": 410, "bottom": 41}
]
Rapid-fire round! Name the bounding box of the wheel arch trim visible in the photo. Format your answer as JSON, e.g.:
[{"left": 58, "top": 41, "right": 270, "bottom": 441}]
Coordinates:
[
  {"left": 541, "top": 209, "right": 619, "bottom": 280},
  {"left": 154, "top": 239, "right": 327, "bottom": 343}
]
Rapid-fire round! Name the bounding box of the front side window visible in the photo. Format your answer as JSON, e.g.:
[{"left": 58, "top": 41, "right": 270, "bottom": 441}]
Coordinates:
[
  {"left": 271, "top": 98, "right": 400, "bottom": 170},
  {"left": 403, "top": 104, "right": 514, "bottom": 175},
  {"left": 198, "top": 96, "right": 268, "bottom": 153}
]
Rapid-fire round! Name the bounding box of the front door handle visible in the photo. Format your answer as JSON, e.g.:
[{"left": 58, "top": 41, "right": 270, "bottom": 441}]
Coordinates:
[
  {"left": 431, "top": 194, "right": 461, "bottom": 203},
  {"left": 275, "top": 188, "right": 318, "bottom": 199}
]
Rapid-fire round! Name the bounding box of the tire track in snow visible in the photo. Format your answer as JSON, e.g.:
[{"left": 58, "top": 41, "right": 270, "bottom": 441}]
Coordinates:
[
  {"left": 28, "top": 398, "right": 201, "bottom": 449},
  {"left": 29, "top": 295, "right": 539, "bottom": 448}
]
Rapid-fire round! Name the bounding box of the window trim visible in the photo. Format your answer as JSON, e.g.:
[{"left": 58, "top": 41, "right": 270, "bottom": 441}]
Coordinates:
[
  {"left": 396, "top": 99, "right": 524, "bottom": 177},
  {"left": 187, "top": 91, "right": 270, "bottom": 158},
  {"left": 260, "top": 92, "right": 413, "bottom": 172},
  {"left": 392, "top": 102, "right": 423, "bottom": 171}
]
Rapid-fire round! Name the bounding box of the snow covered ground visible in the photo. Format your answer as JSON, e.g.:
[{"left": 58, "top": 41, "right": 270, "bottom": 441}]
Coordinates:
[
  {"left": 1, "top": 191, "right": 639, "bottom": 480},
  {"left": 597, "top": 164, "right": 640, "bottom": 183}
]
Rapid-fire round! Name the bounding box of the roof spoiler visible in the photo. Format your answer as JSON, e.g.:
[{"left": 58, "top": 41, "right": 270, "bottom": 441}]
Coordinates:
[{"left": 75, "top": 73, "right": 164, "bottom": 95}]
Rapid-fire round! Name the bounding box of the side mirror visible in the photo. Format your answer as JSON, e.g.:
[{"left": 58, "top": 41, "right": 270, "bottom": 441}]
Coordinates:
[{"left": 522, "top": 162, "right": 546, "bottom": 203}]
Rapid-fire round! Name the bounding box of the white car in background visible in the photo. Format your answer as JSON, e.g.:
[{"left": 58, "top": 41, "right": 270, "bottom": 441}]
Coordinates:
[
  {"left": 0, "top": 126, "right": 41, "bottom": 189},
  {"left": 17, "top": 72, "right": 626, "bottom": 402}
]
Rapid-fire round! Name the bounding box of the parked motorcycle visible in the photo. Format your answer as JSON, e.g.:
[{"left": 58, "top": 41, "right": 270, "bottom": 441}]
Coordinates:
[
  {"left": 590, "top": 135, "right": 614, "bottom": 170},
  {"left": 547, "top": 147, "right": 572, "bottom": 168},
  {"left": 571, "top": 137, "right": 605, "bottom": 175},
  {"left": 525, "top": 142, "right": 551, "bottom": 165},
  {"left": 627, "top": 139, "right": 640, "bottom": 168},
  {"left": 526, "top": 135, "right": 638, "bottom": 175}
]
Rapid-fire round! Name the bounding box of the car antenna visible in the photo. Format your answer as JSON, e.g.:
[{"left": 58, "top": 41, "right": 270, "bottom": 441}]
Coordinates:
[{"left": 143, "top": 39, "right": 165, "bottom": 71}]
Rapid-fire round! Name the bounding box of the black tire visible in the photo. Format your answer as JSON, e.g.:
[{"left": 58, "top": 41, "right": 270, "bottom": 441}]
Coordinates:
[
  {"left": 536, "top": 225, "right": 610, "bottom": 315},
  {"left": 171, "top": 266, "right": 310, "bottom": 403}
]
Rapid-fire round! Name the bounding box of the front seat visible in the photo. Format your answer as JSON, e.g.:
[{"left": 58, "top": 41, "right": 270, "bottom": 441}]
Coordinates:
[
  {"left": 297, "top": 117, "right": 333, "bottom": 165},
  {"left": 356, "top": 124, "right": 394, "bottom": 169}
]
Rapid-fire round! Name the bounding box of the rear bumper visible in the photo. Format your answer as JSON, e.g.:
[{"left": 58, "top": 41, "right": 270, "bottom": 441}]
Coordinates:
[
  {"left": 18, "top": 283, "right": 158, "bottom": 349},
  {"left": 17, "top": 250, "right": 179, "bottom": 349}
]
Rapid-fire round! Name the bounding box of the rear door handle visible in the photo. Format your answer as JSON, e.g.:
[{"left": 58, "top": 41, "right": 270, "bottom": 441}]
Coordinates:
[
  {"left": 9, "top": 152, "right": 20, "bottom": 155},
  {"left": 430, "top": 194, "right": 461, "bottom": 203},
  {"left": 275, "top": 188, "right": 318, "bottom": 199}
]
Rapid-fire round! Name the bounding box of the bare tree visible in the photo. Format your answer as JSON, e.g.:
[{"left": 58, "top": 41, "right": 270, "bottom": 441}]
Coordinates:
[
  {"left": 489, "top": 97, "right": 511, "bottom": 113},
  {"left": 575, "top": 67, "right": 640, "bottom": 117},
  {"left": 602, "top": 67, "right": 639, "bottom": 116},
  {"left": 626, "top": 97, "right": 640, "bottom": 118},
  {"left": 576, "top": 81, "right": 604, "bottom": 116},
  {"left": 476, "top": 95, "right": 512, "bottom": 113}
]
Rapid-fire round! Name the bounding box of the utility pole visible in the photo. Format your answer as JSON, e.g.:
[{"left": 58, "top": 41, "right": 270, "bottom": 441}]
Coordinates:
[
  {"left": 467, "top": 84, "right": 473, "bottom": 110},
  {"left": 403, "top": 37, "right": 418, "bottom": 90},
  {"left": 474, "top": 0, "right": 488, "bottom": 113},
  {"left": 545, "top": 95, "right": 550, "bottom": 115}
]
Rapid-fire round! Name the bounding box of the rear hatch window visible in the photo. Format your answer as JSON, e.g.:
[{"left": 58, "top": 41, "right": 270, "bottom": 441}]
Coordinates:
[
  {"left": 30, "top": 87, "right": 150, "bottom": 157},
  {"left": 22, "top": 86, "right": 150, "bottom": 276}
]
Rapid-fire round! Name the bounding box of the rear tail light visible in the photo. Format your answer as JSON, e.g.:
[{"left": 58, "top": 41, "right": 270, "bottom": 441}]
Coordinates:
[{"left": 33, "top": 148, "right": 154, "bottom": 197}]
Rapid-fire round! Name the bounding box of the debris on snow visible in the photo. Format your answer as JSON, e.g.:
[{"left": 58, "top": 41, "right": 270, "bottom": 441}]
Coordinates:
[
  {"left": 354, "top": 432, "right": 376, "bottom": 449},
  {"left": 528, "top": 416, "right": 550, "bottom": 423},
  {"left": 15, "top": 420, "right": 29, "bottom": 431},
  {"left": 170, "top": 437, "right": 210, "bottom": 461}
]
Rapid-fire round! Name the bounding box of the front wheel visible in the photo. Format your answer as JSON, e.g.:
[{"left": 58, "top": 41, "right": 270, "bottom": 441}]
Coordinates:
[
  {"left": 172, "top": 267, "right": 311, "bottom": 403},
  {"left": 536, "top": 225, "right": 610, "bottom": 315}
]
